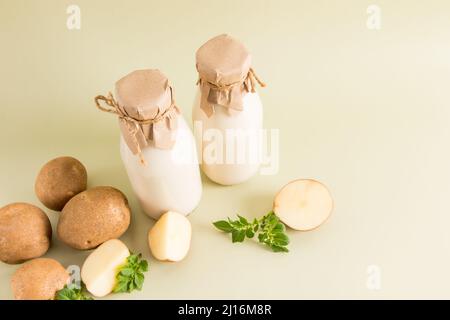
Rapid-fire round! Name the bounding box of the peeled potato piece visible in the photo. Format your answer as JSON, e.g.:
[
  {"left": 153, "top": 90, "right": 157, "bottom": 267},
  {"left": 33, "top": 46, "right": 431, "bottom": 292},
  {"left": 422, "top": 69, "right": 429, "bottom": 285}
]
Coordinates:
[
  {"left": 273, "top": 179, "right": 333, "bottom": 231},
  {"left": 148, "top": 211, "right": 192, "bottom": 262},
  {"left": 81, "top": 239, "right": 129, "bottom": 297}
]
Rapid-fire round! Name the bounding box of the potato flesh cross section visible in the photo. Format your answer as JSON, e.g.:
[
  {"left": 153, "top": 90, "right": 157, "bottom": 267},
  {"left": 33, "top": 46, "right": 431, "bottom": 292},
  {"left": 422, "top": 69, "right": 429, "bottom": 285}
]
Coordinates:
[
  {"left": 273, "top": 179, "right": 333, "bottom": 231},
  {"left": 81, "top": 239, "right": 130, "bottom": 297},
  {"left": 148, "top": 211, "right": 192, "bottom": 262}
]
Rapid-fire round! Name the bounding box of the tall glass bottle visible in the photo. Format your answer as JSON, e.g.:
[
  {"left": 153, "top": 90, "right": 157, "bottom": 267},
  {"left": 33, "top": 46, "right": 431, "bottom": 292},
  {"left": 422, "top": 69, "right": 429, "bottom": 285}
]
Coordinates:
[{"left": 96, "top": 69, "right": 202, "bottom": 219}]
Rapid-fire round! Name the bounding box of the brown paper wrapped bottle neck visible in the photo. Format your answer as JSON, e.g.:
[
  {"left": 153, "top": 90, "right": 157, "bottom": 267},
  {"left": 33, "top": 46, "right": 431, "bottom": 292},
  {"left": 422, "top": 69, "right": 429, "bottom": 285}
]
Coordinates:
[
  {"left": 197, "top": 68, "right": 266, "bottom": 93},
  {"left": 196, "top": 68, "right": 266, "bottom": 117},
  {"left": 94, "top": 92, "right": 179, "bottom": 165}
]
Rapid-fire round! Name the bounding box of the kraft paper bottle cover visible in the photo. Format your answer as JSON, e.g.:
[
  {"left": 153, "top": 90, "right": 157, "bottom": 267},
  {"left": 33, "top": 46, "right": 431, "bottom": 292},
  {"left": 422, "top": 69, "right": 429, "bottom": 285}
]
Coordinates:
[
  {"left": 196, "top": 34, "right": 266, "bottom": 117},
  {"left": 95, "top": 69, "right": 181, "bottom": 159}
]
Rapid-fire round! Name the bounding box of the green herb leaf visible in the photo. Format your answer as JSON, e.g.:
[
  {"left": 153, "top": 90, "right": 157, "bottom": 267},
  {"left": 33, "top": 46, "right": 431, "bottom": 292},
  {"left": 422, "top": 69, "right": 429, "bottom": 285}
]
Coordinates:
[
  {"left": 113, "top": 253, "right": 149, "bottom": 293},
  {"left": 113, "top": 281, "right": 128, "bottom": 293},
  {"left": 212, "top": 211, "right": 289, "bottom": 253},
  {"left": 231, "top": 230, "right": 245, "bottom": 243},
  {"left": 119, "top": 268, "right": 133, "bottom": 276},
  {"left": 270, "top": 245, "right": 289, "bottom": 253},
  {"left": 139, "top": 260, "right": 149, "bottom": 272},
  {"left": 134, "top": 272, "right": 145, "bottom": 290},
  {"left": 213, "top": 220, "right": 233, "bottom": 233},
  {"left": 55, "top": 283, "right": 93, "bottom": 300},
  {"left": 246, "top": 229, "right": 255, "bottom": 238},
  {"left": 238, "top": 215, "right": 248, "bottom": 224},
  {"left": 273, "top": 233, "right": 290, "bottom": 246}
]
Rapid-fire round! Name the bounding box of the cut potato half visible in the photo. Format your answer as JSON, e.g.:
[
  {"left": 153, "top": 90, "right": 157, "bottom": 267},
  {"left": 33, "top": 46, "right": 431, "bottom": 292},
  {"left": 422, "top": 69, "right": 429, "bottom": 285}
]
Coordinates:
[
  {"left": 148, "top": 211, "right": 192, "bottom": 262},
  {"left": 273, "top": 179, "right": 333, "bottom": 231},
  {"left": 81, "top": 239, "right": 129, "bottom": 297}
]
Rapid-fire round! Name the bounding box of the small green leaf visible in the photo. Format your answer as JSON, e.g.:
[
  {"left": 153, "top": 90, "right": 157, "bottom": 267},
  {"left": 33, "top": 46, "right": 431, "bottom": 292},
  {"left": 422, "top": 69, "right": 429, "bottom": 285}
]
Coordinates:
[
  {"left": 270, "top": 245, "right": 289, "bottom": 253},
  {"left": 134, "top": 273, "right": 145, "bottom": 290},
  {"left": 231, "top": 230, "right": 245, "bottom": 243},
  {"left": 117, "top": 274, "right": 128, "bottom": 282},
  {"left": 113, "top": 253, "right": 149, "bottom": 294},
  {"left": 55, "top": 284, "right": 93, "bottom": 300},
  {"left": 120, "top": 268, "right": 133, "bottom": 276},
  {"left": 139, "top": 260, "right": 148, "bottom": 272},
  {"left": 268, "top": 216, "right": 278, "bottom": 228},
  {"left": 230, "top": 219, "right": 242, "bottom": 228},
  {"left": 253, "top": 219, "right": 259, "bottom": 231},
  {"left": 231, "top": 230, "right": 238, "bottom": 242},
  {"left": 128, "top": 254, "right": 139, "bottom": 265},
  {"left": 113, "top": 281, "right": 128, "bottom": 293},
  {"left": 257, "top": 233, "right": 265, "bottom": 243},
  {"left": 273, "top": 222, "right": 285, "bottom": 232},
  {"left": 273, "top": 233, "right": 290, "bottom": 246},
  {"left": 213, "top": 220, "right": 233, "bottom": 233},
  {"left": 238, "top": 215, "right": 248, "bottom": 224},
  {"left": 55, "top": 288, "right": 72, "bottom": 300}
]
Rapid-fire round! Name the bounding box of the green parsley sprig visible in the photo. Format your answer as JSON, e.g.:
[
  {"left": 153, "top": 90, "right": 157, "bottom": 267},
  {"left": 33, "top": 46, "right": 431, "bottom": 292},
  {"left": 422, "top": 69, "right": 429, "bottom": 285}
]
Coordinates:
[
  {"left": 213, "top": 211, "right": 289, "bottom": 252},
  {"left": 113, "top": 253, "right": 148, "bottom": 293},
  {"left": 55, "top": 283, "right": 93, "bottom": 300}
]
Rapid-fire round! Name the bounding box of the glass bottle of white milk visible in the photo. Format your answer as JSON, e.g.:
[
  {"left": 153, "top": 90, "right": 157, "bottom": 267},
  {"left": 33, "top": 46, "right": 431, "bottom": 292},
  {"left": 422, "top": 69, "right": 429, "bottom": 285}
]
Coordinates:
[
  {"left": 95, "top": 69, "right": 202, "bottom": 219},
  {"left": 193, "top": 34, "right": 265, "bottom": 185}
]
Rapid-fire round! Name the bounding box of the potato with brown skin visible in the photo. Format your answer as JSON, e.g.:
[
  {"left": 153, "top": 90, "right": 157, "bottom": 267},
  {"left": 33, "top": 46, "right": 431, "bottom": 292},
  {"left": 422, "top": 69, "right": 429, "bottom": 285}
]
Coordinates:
[
  {"left": 35, "top": 156, "right": 87, "bottom": 211},
  {"left": 11, "top": 258, "right": 69, "bottom": 300},
  {"left": 0, "top": 203, "right": 52, "bottom": 264},
  {"left": 57, "top": 186, "right": 131, "bottom": 250}
]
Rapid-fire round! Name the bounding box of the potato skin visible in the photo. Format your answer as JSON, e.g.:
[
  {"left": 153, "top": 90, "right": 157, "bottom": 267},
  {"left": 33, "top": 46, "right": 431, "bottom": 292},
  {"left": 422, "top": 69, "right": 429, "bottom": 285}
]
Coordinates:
[
  {"left": 11, "top": 258, "right": 69, "bottom": 300},
  {"left": 35, "top": 156, "right": 87, "bottom": 211},
  {"left": 0, "top": 203, "right": 52, "bottom": 264},
  {"left": 57, "top": 186, "right": 131, "bottom": 250}
]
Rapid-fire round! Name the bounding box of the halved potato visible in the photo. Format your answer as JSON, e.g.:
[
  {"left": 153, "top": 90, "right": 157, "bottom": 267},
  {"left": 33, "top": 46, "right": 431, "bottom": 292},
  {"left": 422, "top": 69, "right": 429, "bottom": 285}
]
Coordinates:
[
  {"left": 81, "top": 239, "right": 130, "bottom": 297},
  {"left": 148, "top": 211, "right": 192, "bottom": 262},
  {"left": 273, "top": 179, "right": 333, "bottom": 231}
]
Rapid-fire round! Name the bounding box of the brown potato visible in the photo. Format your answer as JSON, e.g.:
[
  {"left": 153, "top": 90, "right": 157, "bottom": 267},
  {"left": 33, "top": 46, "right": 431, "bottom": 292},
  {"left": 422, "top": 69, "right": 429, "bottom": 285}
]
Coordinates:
[
  {"left": 0, "top": 203, "right": 52, "bottom": 264},
  {"left": 57, "top": 186, "right": 131, "bottom": 250},
  {"left": 11, "top": 258, "right": 69, "bottom": 300},
  {"left": 35, "top": 156, "right": 87, "bottom": 211}
]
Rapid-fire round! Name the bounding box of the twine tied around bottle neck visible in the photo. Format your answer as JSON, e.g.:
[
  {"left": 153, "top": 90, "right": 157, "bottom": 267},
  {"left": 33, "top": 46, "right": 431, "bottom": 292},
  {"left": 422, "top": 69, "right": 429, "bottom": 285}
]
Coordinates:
[
  {"left": 196, "top": 67, "right": 266, "bottom": 92},
  {"left": 94, "top": 92, "right": 179, "bottom": 166},
  {"left": 196, "top": 68, "right": 266, "bottom": 117}
]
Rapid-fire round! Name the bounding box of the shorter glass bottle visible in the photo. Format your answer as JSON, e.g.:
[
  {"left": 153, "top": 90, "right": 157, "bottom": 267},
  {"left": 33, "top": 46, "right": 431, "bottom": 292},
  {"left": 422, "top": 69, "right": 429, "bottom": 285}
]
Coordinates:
[
  {"left": 95, "top": 69, "right": 202, "bottom": 219},
  {"left": 193, "top": 34, "right": 266, "bottom": 185}
]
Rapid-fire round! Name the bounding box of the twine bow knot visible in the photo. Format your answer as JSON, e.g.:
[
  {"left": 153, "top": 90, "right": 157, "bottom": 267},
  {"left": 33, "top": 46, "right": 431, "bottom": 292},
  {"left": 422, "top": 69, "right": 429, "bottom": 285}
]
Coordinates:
[
  {"left": 94, "top": 92, "right": 179, "bottom": 165},
  {"left": 197, "top": 68, "right": 266, "bottom": 116}
]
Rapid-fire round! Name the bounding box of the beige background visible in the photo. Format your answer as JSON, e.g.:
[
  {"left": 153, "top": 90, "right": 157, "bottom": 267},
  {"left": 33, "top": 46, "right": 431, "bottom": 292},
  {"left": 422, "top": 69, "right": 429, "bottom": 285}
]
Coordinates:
[{"left": 1, "top": 0, "right": 450, "bottom": 299}]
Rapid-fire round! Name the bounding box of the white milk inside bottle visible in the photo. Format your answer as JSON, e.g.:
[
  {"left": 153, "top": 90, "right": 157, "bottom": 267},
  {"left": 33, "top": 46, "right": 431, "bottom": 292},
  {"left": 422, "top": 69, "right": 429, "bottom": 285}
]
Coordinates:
[
  {"left": 193, "top": 34, "right": 266, "bottom": 185},
  {"left": 95, "top": 69, "right": 202, "bottom": 219}
]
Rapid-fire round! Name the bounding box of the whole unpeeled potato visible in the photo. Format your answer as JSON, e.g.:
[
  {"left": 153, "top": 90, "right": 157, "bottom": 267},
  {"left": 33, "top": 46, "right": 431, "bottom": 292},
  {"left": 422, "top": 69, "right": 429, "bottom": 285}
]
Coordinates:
[
  {"left": 0, "top": 203, "right": 52, "bottom": 264},
  {"left": 57, "top": 186, "right": 131, "bottom": 250},
  {"left": 11, "top": 258, "right": 69, "bottom": 300},
  {"left": 35, "top": 156, "right": 87, "bottom": 211}
]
